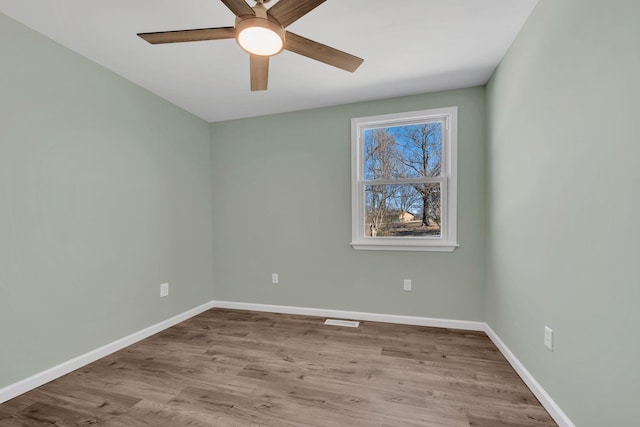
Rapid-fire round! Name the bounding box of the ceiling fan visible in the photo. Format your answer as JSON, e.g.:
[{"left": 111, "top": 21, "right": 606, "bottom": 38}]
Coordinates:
[{"left": 137, "top": 0, "right": 364, "bottom": 91}]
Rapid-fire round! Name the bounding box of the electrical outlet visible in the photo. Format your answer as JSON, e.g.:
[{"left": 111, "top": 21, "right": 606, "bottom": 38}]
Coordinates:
[
  {"left": 544, "top": 326, "right": 553, "bottom": 351},
  {"left": 271, "top": 273, "right": 279, "bottom": 284},
  {"left": 403, "top": 279, "right": 412, "bottom": 291},
  {"left": 160, "top": 283, "right": 169, "bottom": 297}
]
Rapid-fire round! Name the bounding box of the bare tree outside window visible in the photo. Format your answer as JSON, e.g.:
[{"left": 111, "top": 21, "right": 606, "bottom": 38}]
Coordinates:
[{"left": 363, "top": 123, "right": 443, "bottom": 237}]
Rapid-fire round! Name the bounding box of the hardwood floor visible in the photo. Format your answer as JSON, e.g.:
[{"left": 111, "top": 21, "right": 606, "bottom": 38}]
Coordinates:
[{"left": 0, "top": 309, "right": 557, "bottom": 426}]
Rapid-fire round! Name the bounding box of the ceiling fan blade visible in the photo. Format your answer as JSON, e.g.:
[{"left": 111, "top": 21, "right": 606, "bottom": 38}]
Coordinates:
[
  {"left": 138, "top": 27, "right": 235, "bottom": 44},
  {"left": 284, "top": 31, "right": 363, "bottom": 72},
  {"left": 250, "top": 55, "right": 269, "bottom": 91},
  {"left": 267, "top": 0, "right": 325, "bottom": 28},
  {"left": 220, "top": 0, "right": 255, "bottom": 17}
]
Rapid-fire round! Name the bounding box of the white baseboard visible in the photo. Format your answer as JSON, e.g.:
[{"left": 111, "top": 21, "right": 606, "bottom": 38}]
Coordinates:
[
  {"left": 0, "top": 300, "right": 215, "bottom": 405},
  {"left": 0, "top": 298, "right": 575, "bottom": 427},
  {"left": 483, "top": 325, "right": 576, "bottom": 427},
  {"left": 211, "top": 300, "right": 486, "bottom": 331}
]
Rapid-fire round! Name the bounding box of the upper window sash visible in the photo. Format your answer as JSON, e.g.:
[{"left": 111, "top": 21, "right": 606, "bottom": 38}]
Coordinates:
[{"left": 359, "top": 117, "right": 448, "bottom": 180}]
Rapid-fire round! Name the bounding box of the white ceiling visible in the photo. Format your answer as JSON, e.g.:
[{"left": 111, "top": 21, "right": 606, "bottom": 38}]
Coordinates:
[{"left": 0, "top": 0, "right": 538, "bottom": 122}]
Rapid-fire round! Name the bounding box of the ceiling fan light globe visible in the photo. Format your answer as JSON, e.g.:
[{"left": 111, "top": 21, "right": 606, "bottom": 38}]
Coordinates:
[{"left": 236, "top": 17, "right": 285, "bottom": 56}]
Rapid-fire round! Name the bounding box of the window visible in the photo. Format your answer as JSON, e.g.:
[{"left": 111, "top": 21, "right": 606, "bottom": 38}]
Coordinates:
[{"left": 351, "top": 107, "right": 458, "bottom": 251}]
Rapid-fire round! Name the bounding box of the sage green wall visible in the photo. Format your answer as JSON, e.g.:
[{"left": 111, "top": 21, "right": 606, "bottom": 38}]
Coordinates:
[
  {"left": 0, "top": 14, "right": 213, "bottom": 388},
  {"left": 210, "top": 87, "right": 486, "bottom": 320},
  {"left": 486, "top": 1, "right": 640, "bottom": 426}
]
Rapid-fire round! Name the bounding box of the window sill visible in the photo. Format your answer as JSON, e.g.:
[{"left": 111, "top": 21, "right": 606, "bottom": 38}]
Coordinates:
[{"left": 350, "top": 240, "right": 459, "bottom": 252}]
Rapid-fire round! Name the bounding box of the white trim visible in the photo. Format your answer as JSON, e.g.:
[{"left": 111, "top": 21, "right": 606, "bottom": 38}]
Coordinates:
[
  {"left": 350, "top": 106, "right": 458, "bottom": 251},
  {"left": 483, "top": 325, "right": 576, "bottom": 427},
  {"left": 0, "top": 299, "right": 575, "bottom": 427},
  {"left": 0, "top": 300, "right": 215, "bottom": 405},
  {"left": 211, "top": 300, "right": 485, "bottom": 331},
  {"left": 350, "top": 241, "right": 458, "bottom": 252}
]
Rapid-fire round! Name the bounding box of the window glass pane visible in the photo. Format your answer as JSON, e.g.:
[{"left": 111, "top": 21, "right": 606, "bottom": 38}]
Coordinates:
[
  {"left": 363, "top": 122, "right": 442, "bottom": 181},
  {"left": 363, "top": 128, "right": 398, "bottom": 180},
  {"left": 364, "top": 183, "right": 441, "bottom": 237}
]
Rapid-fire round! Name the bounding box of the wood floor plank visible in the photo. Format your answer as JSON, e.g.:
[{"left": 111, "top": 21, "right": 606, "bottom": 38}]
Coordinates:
[{"left": 0, "top": 308, "right": 557, "bottom": 426}]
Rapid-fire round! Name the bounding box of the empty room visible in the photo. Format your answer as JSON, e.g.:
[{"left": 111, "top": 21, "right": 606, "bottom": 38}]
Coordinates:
[{"left": 0, "top": 1, "right": 638, "bottom": 426}]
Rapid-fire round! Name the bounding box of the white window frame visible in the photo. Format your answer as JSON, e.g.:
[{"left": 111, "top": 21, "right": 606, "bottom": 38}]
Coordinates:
[{"left": 350, "top": 107, "right": 458, "bottom": 252}]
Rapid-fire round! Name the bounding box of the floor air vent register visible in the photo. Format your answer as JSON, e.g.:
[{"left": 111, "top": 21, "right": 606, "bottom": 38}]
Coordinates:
[{"left": 323, "top": 319, "right": 360, "bottom": 328}]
